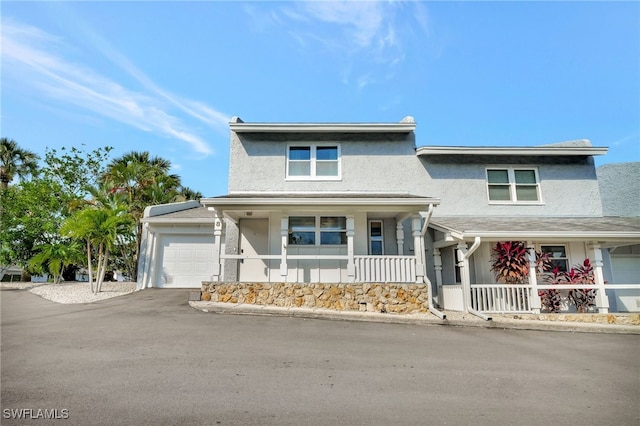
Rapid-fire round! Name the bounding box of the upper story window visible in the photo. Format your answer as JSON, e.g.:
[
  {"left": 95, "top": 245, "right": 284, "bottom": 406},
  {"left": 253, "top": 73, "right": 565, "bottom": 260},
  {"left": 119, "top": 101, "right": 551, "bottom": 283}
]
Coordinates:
[
  {"left": 486, "top": 167, "right": 541, "bottom": 203},
  {"left": 287, "top": 143, "right": 340, "bottom": 180},
  {"left": 288, "top": 216, "right": 347, "bottom": 246}
]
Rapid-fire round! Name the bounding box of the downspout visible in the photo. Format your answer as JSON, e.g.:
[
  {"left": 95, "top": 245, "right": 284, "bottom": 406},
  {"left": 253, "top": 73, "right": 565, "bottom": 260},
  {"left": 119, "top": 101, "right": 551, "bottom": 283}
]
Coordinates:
[
  {"left": 461, "top": 236, "right": 492, "bottom": 321},
  {"left": 419, "top": 204, "right": 446, "bottom": 320}
]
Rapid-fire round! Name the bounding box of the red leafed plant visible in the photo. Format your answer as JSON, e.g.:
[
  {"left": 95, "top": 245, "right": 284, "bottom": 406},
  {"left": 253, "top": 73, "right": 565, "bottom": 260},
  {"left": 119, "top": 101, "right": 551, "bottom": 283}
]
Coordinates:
[
  {"left": 541, "top": 259, "right": 597, "bottom": 313},
  {"left": 491, "top": 242, "right": 597, "bottom": 313},
  {"left": 490, "top": 241, "right": 530, "bottom": 284},
  {"left": 566, "top": 259, "right": 597, "bottom": 313}
]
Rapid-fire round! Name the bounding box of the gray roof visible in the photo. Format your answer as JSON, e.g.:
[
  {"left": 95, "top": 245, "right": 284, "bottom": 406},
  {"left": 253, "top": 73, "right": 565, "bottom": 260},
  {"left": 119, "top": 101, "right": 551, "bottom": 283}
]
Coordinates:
[
  {"left": 430, "top": 216, "right": 640, "bottom": 240},
  {"left": 145, "top": 207, "right": 218, "bottom": 221}
]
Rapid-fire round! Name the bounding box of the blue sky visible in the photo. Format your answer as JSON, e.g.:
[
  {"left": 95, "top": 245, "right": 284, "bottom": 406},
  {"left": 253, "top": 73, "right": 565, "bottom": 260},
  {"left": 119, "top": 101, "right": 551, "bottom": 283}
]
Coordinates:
[{"left": 2, "top": 1, "right": 638, "bottom": 197}]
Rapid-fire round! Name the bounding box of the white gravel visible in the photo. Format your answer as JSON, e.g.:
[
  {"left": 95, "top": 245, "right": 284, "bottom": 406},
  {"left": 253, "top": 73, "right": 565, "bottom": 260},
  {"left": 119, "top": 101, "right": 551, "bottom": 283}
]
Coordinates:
[{"left": 1, "top": 281, "right": 136, "bottom": 304}]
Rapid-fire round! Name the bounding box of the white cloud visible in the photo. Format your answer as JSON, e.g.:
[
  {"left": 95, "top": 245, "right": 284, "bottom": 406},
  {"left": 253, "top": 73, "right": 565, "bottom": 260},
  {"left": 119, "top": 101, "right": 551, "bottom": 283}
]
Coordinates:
[
  {"left": 1, "top": 19, "right": 228, "bottom": 156},
  {"left": 254, "top": 1, "right": 428, "bottom": 89}
]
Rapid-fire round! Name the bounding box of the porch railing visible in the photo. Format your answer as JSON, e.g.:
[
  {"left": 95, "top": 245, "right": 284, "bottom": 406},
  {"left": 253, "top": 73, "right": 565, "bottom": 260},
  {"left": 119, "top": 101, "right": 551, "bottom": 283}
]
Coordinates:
[
  {"left": 470, "top": 284, "right": 532, "bottom": 313},
  {"left": 354, "top": 255, "right": 417, "bottom": 283},
  {"left": 469, "top": 283, "right": 640, "bottom": 314}
]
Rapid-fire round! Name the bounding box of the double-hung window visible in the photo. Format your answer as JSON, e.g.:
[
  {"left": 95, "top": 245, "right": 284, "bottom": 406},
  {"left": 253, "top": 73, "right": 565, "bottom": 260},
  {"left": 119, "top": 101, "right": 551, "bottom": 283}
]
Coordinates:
[
  {"left": 287, "top": 144, "right": 340, "bottom": 180},
  {"left": 289, "top": 216, "right": 347, "bottom": 246},
  {"left": 487, "top": 167, "right": 541, "bottom": 203},
  {"left": 540, "top": 245, "right": 569, "bottom": 272}
]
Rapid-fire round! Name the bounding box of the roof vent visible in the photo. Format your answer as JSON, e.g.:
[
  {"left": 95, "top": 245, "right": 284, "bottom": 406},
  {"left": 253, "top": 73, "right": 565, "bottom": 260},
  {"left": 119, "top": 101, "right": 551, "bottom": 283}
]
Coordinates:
[{"left": 400, "top": 116, "right": 415, "bottom": 124}]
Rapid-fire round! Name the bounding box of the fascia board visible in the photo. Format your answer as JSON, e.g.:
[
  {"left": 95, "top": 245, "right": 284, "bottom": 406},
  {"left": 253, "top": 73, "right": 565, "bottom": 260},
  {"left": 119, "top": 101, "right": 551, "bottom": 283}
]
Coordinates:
[
  {"left": 416, "top": 146, "right": 608, "bottom": 156},
  {"left": 456, "top": 231, "right": 640, "bottom": 241},
  {"left": 141, "top": 218, "right": 217, "bottom": 224},
  {"left": 201, "top": 197, "right": 440, "bottom": 207},
  {"left": 229, "top": 123, "right": 416, "bottom": 133}
]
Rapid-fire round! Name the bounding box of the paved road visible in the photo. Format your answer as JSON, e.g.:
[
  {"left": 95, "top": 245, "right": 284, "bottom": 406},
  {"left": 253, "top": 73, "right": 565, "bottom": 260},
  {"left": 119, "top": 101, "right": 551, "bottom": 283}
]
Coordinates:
[{"left": 1, "top": 288, "right": 639, "bottom": 426}]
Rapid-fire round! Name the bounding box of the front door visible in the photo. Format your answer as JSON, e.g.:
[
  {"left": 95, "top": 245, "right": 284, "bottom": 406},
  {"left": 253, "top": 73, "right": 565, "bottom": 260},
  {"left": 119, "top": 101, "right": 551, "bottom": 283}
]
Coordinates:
[{"left": 239, "top": 219, "right": 269, "bottom": 282}]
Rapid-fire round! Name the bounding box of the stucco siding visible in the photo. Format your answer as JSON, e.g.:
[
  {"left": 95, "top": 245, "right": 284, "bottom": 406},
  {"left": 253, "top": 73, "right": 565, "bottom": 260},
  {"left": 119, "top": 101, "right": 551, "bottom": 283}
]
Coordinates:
[
  {"left": 597, "top": 162, "right": 640, "bottom": 217},
  {"left": 228, "top": 131, "right": 429, "bottom": 195},
  {"left": 421, "top": 157, "right": 602, "bottom": 217}
]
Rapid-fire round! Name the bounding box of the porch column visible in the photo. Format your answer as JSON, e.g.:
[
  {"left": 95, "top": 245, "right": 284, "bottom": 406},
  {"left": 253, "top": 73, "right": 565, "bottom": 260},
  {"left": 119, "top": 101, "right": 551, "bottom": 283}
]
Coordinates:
[
  {"left": 589, "top": 243, "right": 609, "bottom": 314},
  {"left": 280, "top": 216, "right": 289, "bottom": 280},
  {"left": 433, "top": 248, "right": 443, "bottom": 305},
  {"left": 346, "top": 216, "right": 355, "bottom": 282},
  {"left": 527, "top": 242, "right": 541, "bottom": 314},
  {"left": 457, "top": 242, "right": 470, "bottom": 312},
  {"left": 212, "top": 216, "right": 223, "bottom": 281},
  {"left": 396, "top": 222, "right": 405, "bottom": 255},
  {"left": 412, "top": 215, "right": 424, "bottom": 283}
]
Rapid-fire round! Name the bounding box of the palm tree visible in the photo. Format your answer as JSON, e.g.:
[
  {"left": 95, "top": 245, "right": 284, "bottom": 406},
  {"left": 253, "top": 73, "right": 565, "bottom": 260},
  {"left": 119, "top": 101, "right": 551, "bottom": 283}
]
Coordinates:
[
  {"left": 103, "top": 151, "right": 182, "bottom": 279},
  {"left": 28, "top": 241, "right": 84, "bottom": 284},
  {"left": 61, "top": 202, "right": 134, "bottom": 293},
  {"left": 0, "top": 138, "right": 40, "bottom": 189},
  {"left": 178, "top": 186, "right": 203, "bottom": 201}
]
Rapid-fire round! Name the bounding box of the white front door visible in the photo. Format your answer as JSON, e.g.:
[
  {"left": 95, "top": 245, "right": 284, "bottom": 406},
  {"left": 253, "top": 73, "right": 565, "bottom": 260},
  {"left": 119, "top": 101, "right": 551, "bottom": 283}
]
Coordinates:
[{"left": 239, "top": 219, "right": 269, "bottom": 282}]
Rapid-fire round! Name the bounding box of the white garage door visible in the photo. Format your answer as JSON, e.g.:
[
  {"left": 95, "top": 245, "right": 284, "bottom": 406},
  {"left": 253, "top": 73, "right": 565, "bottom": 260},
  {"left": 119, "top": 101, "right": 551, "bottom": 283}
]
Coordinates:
[
  {"left": 610, "top": 256, "right": 640, "bottom": 313},
  {"left": 157, "top": 235, "right": 215, "bottom": 288}
]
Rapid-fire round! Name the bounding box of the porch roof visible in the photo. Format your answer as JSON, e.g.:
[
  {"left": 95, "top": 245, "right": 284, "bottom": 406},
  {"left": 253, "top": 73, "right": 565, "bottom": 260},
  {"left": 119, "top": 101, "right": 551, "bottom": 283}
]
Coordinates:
[
  {"left": 430, "top": 216, "right": 640, "bottom": 243},
  {"left": 201, "top": 193, "right": 440, "bottom": 221}
]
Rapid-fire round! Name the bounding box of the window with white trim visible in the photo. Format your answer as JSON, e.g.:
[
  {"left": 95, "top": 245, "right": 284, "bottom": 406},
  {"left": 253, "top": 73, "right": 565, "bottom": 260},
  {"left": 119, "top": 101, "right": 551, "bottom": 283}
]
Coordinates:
[
  {"left": 288, "top": 216, "right": 347, "bottom": 246},
  {"left": 287, "top": 144, "right": 340, "bottom": 179},
  {"left": 540, "top": 245, "right": 569, "bottom": 272},
  {"left": 368, "top": 220, "right": 384, "bottom": 255},
  {"left": 486, "top": 167, "right": 541, "bottom": 203}
]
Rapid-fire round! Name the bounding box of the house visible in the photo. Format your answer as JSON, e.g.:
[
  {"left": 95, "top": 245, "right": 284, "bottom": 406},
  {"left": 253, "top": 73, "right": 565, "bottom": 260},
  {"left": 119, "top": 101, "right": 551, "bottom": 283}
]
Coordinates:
[
  {"left": 137, "top": 117, "right": 439, "bottom": 293},
  {"left": 136, "top": 117, "right": 640, "bottom": 315}
]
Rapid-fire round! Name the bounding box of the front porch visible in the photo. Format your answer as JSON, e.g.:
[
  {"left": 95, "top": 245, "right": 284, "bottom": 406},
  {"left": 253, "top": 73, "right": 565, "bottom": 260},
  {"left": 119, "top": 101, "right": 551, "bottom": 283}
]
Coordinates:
[
  {"left": 200, "top": 193, "right": 440, "bottom": 285},
  {"left": 429, "top": 216, "right": 640, "bottom": 316}
]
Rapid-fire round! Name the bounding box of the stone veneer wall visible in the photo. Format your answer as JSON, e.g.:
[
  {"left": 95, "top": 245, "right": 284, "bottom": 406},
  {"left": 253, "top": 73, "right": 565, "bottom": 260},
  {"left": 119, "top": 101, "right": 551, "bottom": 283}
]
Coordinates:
[{"left": 201, "top": 282, "right": 429, "bottom": 314}]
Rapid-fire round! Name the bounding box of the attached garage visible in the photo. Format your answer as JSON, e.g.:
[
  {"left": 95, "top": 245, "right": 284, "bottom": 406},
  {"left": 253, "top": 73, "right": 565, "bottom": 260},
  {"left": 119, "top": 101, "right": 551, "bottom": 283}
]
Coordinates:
[
  {"left": 609, "top": 248, "right": 640, "bottom": 312},
  {"left": 156, "top": 235, "right": 215, "bottom": 288},
  {"left": 137, "top": 201, "right": 220, "bottom": 290}
]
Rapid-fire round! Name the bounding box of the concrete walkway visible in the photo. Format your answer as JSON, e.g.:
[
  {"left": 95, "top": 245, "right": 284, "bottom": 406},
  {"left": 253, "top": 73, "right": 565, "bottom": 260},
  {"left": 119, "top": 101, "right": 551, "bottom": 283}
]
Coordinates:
[{"left": 189, "top": 300, "right": 640, "bottom": 334}]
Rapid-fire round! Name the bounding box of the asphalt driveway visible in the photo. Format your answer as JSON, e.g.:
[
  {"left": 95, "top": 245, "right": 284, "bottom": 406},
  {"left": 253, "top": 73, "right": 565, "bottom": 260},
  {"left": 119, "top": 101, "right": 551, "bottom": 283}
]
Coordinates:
[{"left": 1, "top": 288, "right": 639, "bottom": 425}]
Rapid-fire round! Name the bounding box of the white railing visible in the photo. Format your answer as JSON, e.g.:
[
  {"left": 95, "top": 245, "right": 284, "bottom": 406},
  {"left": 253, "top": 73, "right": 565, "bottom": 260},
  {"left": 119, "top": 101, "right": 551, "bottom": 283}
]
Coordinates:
[
  {"left": 354, "top": 256, "right": 417, "bottom": 283},
  {"left": 470, "top": 284, "right": 532, "bottom": 313},
  {"left": 469, "top": 283, "right": 640, "bottom": 314}
]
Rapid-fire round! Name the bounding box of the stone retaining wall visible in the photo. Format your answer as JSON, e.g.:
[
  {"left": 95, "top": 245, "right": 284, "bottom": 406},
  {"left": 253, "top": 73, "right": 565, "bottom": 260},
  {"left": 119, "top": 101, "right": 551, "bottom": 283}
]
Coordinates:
[
  {"left": 514, "top": 313, "right": 640, "bottom": 326},
  {"left": 201, "top": 282, "right": 429, "bottom": 314}
]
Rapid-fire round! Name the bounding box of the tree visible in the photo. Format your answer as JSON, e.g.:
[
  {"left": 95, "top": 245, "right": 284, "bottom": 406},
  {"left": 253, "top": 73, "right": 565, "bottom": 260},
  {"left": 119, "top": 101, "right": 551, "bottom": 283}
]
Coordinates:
[
  {"left": 44, "top": 145, "right": 113, "bottom": 214},
  {"left": 0, "top": 138, "right": 40, "bottom": 189},
  {"left": 103, "top": 151, "right": 183, "bottom": 279},
  {"left": 28, "top": 241, "right": 84, "bottom": 284},
  {"left": 61, "top": 200, "right": 134, "bottom": 293},
  {"left": 0, "top": 177, "right": 65, "bottom": 270}
]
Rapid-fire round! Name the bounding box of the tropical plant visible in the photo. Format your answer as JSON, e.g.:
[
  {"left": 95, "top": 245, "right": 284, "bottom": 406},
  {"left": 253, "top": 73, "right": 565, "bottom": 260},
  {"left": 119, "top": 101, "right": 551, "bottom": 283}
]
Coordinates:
[
  {"left": 61, "top": 201, "right": 134, "bottom": 293},
  {"left": 566, "top": 259, "right": 597, "bottom": 313},
  {"left": 0, "top": 177, "right": 66, "bottom": 270},
  {"left": 539, "top": 259, "right": 597, "bottom": 313},
  {"left": 490, "top": 241, "right": 531, "bottom": 284},
  {"left": 28, "top": 241, "right": 84, "bottom": 284},
  {"left": 0, "top": 138, "right": 40, "bottom": 189},
  {"left": 103, "top": 151, "right": 183, "bottom": 279},
  {"left": 539, "top": 267, "right": 563, "bottom": 313}
]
